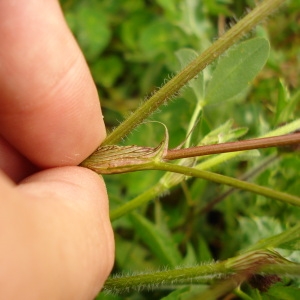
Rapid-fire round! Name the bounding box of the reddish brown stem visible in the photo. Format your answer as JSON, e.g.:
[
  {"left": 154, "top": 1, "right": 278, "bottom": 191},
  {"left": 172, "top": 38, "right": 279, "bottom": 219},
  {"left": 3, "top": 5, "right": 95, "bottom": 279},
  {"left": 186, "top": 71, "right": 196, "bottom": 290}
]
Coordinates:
[{"left": 165, "top": 133, "right": 300, "bottom": 160}]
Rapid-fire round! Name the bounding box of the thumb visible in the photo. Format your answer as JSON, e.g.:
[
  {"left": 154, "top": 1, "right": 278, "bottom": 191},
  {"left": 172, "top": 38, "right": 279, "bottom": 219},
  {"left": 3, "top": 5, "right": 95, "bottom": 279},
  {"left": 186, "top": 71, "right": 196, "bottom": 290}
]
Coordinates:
[{"left": 0, "top": 167, "right": 114, "bottom": 299}]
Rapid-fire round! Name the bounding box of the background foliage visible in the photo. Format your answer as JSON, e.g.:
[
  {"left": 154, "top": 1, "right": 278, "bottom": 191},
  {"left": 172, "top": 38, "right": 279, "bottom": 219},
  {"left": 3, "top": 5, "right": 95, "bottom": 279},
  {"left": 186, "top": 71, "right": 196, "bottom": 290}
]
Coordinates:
[{"left": 61, "top": 0, "right": 299, "bottom": 299}]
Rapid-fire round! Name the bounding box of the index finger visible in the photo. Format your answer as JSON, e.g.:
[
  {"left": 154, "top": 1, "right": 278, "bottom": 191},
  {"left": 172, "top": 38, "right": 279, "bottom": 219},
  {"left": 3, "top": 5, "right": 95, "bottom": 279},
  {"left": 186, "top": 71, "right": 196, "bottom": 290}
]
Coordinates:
[{"left": 0, "top": 0, "right": 105, "bottom": 168}]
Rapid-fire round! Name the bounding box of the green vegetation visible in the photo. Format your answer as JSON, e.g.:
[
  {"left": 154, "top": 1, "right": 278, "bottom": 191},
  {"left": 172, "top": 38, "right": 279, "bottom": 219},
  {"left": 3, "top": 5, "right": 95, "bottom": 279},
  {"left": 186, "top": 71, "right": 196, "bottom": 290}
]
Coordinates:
[{"left": 61, "top": 0, "right": 300, "bottom": 299}]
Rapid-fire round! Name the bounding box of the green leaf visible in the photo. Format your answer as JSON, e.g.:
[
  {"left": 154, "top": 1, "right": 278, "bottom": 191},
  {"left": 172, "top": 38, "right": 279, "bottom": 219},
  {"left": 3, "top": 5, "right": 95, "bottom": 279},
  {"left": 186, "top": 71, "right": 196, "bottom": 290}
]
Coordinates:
[
  {"left": 265, "top": 285, "right": 300, "bottom": 300},
  {"left": 175, "top": 48, "right": 205, "bottom": 102},
  {"left": 161, "top": 286, "right": 208, "bottom": 300},
  {"left": 238, "top": 217, "right": 283, "bottom": 250},
  {"left": 182, "top": 243, "right": 198, "bottom": 265},
  {"left": 161, "top": 287, "right": 190, "bottom": 300},
  {"left": 74, "top": 5, "right": 111, "bottom": 62},
  {"left": 155, "top": 0, "right": 180, "bottom": 16},
  {"left": 205, "top": 37, "right": 270, "bottom": 104},
  {"left": 197, "top": 237, "right": 213, "bottom": 262},
  {"left": 91, "top": 55, "right": 123, "bottom": 88},
  {"left": 176, "top": 48, "right": 199, "bottom": 70},
  {"left": 130, "top": 213, "right": 182, "bottom": 267},
  {"left": 139, "top": 20, "right": 187, "bottom": 59},
  {"left": 244, "top": 223, "right": 300, "bottom": 252},
  {"left": 274, "top": 79, "right": 290, "bottom": 125},
  {"left": 200, "top": 119, "right": 248, "bottom": 145},
  {"left": 120, "top": 11, "right": 154, "bottom": 50},
  {"left": 278, "top": 87, "right": 300, "bottom": 124},
  {"left": 203, "top": 0, "right": 232, "bottom": 16},
  {"left": 114, "top": 234, "right": 161, "bottom": 272}
]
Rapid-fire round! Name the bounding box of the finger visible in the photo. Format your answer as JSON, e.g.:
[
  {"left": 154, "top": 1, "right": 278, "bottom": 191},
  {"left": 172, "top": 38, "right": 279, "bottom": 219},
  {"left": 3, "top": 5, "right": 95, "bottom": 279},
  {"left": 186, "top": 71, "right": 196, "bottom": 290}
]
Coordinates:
[
  {"left": 0, "top": 167, "right": 114, "bottom": 299},
  {"left": 0, "top": 0, "right": 105, "bottom": 168}
]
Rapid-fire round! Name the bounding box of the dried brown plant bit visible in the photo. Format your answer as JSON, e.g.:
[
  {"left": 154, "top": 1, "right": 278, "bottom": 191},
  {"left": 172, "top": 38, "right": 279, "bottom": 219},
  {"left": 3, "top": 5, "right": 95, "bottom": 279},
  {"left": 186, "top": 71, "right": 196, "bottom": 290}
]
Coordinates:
[{"left": 248, "top": 274, "right": 281, "bottom": 292}]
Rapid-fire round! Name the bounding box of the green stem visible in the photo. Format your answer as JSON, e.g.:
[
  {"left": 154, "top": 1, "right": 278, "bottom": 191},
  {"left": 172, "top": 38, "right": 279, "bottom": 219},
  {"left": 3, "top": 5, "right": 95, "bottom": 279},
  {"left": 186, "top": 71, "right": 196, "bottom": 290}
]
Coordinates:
[
  {"left": 196, "top": 119, "right": 300, "bottom": 171},
  {"left": 261, "top": 264, "right": 300, "bottom": 277},
  {"left": 110, "top": 184, "right": 164, "bottom": 221},
  {"left": 102, "top": 0, "right": 286, "bottom": 146},
  {"left": 154, "top": 161, "right": 300, "bottom": 207},
  {"left": 103, "top": 250, "right": 299, "bottom": 294},
  {"left": 234, "top": 288, "right": 254, "bottom": 300},
  {"left": 184, "top": 102, "right": 203, "bottom": 148},
  {"left": 103, "top": 261, "right": 227, "bottom": 294},
  {"left": 199, "top": 154, "right": 279, "bottom": 214},
  {"left": 191, "top": 276, "right": 248, "bottom": 300},
  {"left": 110, "top": 119, "right": 299, "bottom": 221}
]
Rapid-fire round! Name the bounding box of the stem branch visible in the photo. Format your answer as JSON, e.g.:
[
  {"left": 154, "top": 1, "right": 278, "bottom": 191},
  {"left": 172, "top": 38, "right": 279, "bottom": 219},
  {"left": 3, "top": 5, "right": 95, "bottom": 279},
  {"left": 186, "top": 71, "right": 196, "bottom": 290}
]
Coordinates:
[
  {"left": 153, "top": 162, "right": 300, "bottom": 207},
  {"left": 165, "top": 133, "right": 300, "bottom": 160}
]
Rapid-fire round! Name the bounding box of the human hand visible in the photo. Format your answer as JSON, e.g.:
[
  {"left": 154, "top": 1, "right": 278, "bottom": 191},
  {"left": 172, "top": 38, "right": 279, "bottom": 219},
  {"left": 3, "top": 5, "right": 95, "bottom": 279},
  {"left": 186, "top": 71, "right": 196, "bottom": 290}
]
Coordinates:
[{"left": 0, "top": 1, "right": 114, "bottom": 299}]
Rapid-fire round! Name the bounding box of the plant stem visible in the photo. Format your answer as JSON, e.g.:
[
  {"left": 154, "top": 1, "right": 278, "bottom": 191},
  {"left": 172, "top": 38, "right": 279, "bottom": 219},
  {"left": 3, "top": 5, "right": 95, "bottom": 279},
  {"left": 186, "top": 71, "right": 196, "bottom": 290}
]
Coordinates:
[
  {"left": 110, "top": 184, "right": 165, "bottom": 221},
  {"left": 109, "top": 120, "right": 299, "bottom": 221},
  {"left": 191, "top": 275, "right": 249, "bottom": 300},
  {"left": 101, "top": 0, "right": 286, "bottom": 146},
  {"left": 195, "top": 119, "right": 300, "bottom": 171},
  {"left": 110, "top": 158, "right": 300, "bottom": 221},
  {"left": 199, "top": 154, "right": 279, "bottom": 214},
  {"left": 184, "top": 103, "right": 203, "bottom": 148},
  {"left": 103, "top": 250, "right": 299, "bottom": 294},
  {"left": 103, "top": 261, "right": 227, "bottom": 294},
  {"left": 165, "top": 133, "right": 300, "bottom": 160},
  {"left": 261, "top": 264, "right": 300, "bottom": 277},
  {"left": 234, "top": 288, "right": 254, "bottom": 300},
  {"left": 153, "top": 161, "right": 300, "bottom": 207}
]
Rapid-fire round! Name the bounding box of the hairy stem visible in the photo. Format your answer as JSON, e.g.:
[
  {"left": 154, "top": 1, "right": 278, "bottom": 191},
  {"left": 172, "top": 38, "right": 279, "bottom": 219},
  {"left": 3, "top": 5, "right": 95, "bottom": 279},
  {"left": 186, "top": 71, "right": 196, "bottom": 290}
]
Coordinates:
[
  {"left": 104, "top": 261, "right": 227, "bottom": 294},
  {"left": 101, "top": 0, "right": 286, "bottom": 146},
  {"left": 154, "top": 161, "right": 300, "bottom": 207},
  {"left": 103, "top": 250, "right": 298, "bottom": 294}
]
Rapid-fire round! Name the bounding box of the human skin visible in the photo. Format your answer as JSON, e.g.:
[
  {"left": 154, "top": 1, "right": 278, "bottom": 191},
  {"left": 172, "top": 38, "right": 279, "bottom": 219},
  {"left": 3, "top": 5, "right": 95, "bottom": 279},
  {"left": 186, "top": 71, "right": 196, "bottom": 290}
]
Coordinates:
[{"left": 0, "top": 0, "right": 114, "bottom": 299}]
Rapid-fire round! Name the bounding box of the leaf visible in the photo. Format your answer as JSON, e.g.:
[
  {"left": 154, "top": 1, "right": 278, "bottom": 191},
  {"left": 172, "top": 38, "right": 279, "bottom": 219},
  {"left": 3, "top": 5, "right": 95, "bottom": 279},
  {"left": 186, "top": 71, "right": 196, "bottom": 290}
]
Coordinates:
[
  {"left": 182, "top": 243, "right": 198, "bottom": 265},
  {"left": 238, "top": 217, "right": 283, "bottom": 251},
  {"left": 197, "top": 237, "right": 213, "bottom": 262},
  {"left": 114, "top": 234, "right": 160, "bottom": 272},
  {"left": 274, "top": 79, "right": 290, "bottom": 125},
  {"left": 265, "top": 285, "right": 300, "bottom": 300},
  {"left": 200, "top": 119, "right": 248, "bottom": 145},
  {"left": 155, "top": 0, "right": 179, "bottom": 15},
  {"left": 91, "top": 55, "right": 124, "bottom": 88},
  {"left": 277, "top": 86, "right": 300, "bottom": 125},
  {"left": 176, "top": 48, "right": 199, "bottom": 70},
  {"left": 130, "top": 212, "right": 182, "bottom": 267},
  {"left": 244, "top": 223, "right": 300, "bottom": 252},
  {"left": 161, "top": 286, "right": 208, "bottom": 300},
  {"left": 120, "top": 11, "right": 154, "bottom": 50},
  {"left": 175, "top": 48, "right": 205, "bottom": 101},
  {"left": 203, "top": 0, "right": 232, "bottom": 16},
  {"left": 139, "top": 20, "right": 187, "bottom": 59},
  {"left": 74, "top": 5, "right": 111, "bottom": 62},
  {"left": 205, "top": 37, "right": 270, "bottom": 104},
  {"left": 161, "top": 287, "right": 190, "bottom": 300}
]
